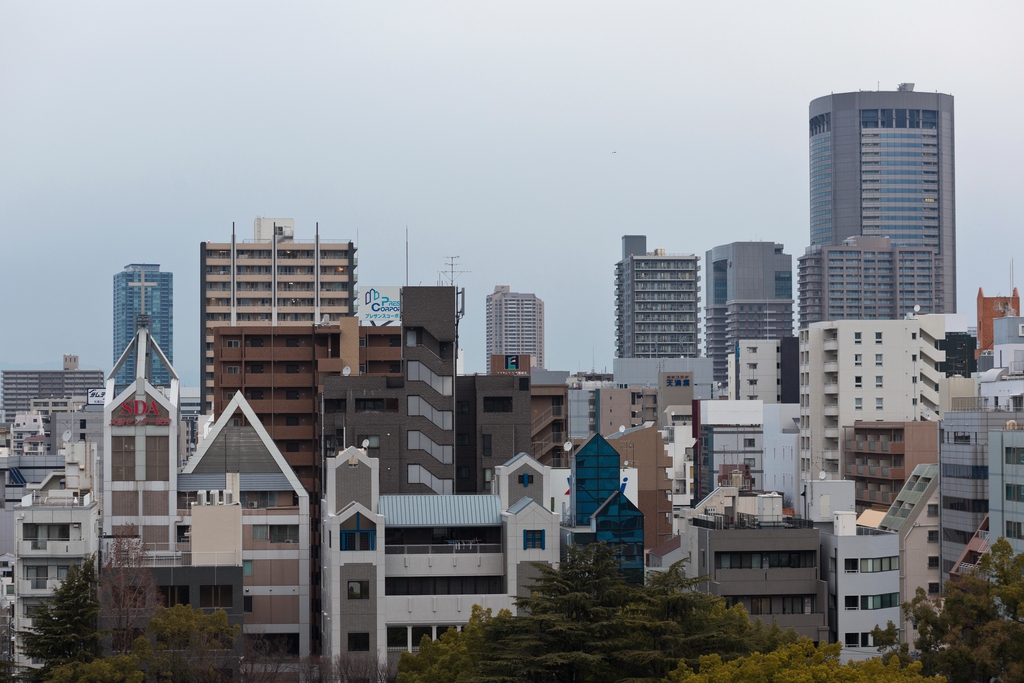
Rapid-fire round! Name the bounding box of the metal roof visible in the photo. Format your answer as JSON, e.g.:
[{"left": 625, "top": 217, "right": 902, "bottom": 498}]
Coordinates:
[
  {"left": 378, "top": 495, "right": 503, "bottom": 527},
  {"left": 506, "top": 497, "right": 536, "bottom": 515},
  {"left": 177, "top": 472, "right": 295, "bottom": 492}
]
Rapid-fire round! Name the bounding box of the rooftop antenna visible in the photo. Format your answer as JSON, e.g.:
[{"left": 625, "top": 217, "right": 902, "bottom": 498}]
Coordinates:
[
  {"left": 406, "top": 226, "right": 409, "bottom": 287},
  {"left": 438, "top": 256, "right": 469, "bottom": 286}
]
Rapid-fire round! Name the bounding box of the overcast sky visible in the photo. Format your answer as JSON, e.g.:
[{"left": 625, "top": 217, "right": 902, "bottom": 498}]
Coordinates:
[{"left": 2, "top": 2, "right": 1022, "bottom": 384}]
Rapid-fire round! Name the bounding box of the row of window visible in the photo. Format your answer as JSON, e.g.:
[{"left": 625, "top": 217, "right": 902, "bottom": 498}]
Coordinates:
[
  {"left": 714, "top": 551, "right": 816, "bottom": 569},
  {"left": 845, "top": 592, "right": 900, "bottom": 611},
  {"left": 843, "top": 556, "right": 899, "bottom": 573}
]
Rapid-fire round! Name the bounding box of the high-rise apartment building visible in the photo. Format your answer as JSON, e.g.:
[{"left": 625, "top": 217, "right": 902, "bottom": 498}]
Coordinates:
[
  {"left": 614, "top": 235, "right": 700, "bottom": 359},
  {"left": 797, "top": 236, "right": 943, "bottom": 327},
  {"left": 705, "top": 242, "right": 793, "bottom": 383},
  {"left": 485, "top": 285, "right": 544, "bottom": 373},
  {"left": 808, "top": 85, "right": 955, "bottom": 313},
  {"left": 114, "top": 264, "right": 173, "bottom": 387},
  {"left": 0, "top": 355, "right": 104, "bottom": 416},
  {"left": 199, "top": 218, "right": 356, "bottom": 412}
]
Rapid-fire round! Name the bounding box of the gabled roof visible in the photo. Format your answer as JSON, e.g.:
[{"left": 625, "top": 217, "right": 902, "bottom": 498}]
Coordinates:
[
  {"left": 648, "top": 534, "right": 682, "bottom": 559},
  {"left": 378, "top": 494, "right": 503, "bottom": 527},
  {"left": 502, "top": 451, "right": 541, "bottom": 469},
  {"left": 506, "top": 496, "right": 539, "bottom": 515},
  {"left": 181, "top": 391, "right": 304, "bottom": 496}
]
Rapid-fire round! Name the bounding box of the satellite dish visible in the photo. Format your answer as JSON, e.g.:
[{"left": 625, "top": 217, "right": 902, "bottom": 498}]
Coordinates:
[
  {"left": 818, "top": 471, "right": 826, "bottom": 481},
  {"left": 562, "top": 441, "right": 573, "bottom": 453},
  {"left": 61, "top": 430, "right": 72, "bottom": 443},
  {"left": 342, "top": 366, "right": 351, "bottom": 377},
  {"left": 321, "top": 314, "right": 330, "bottom": 324},
  {"left": 914, "top": 304, "right": 921, "bottom": 313},
  {"left": 361, "top": 439, "right": 370, "bottom": 449},
  {"left": 618, "top": 425, "right": 626, "bottom": 433}
]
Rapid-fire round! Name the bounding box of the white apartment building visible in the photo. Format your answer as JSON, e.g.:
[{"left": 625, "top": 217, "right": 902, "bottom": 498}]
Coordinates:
[
  {"left": 820, "top": 512, "right": 901, "bottom": 661},
  {"left": 798, "top": 316, "right": 946, "bottom": 480},
  {"left": 485, "top": 285, "right": 545, "bottom": 373},
  {"left": 322, "top": 449, "right": 560, "bottom": 666}
]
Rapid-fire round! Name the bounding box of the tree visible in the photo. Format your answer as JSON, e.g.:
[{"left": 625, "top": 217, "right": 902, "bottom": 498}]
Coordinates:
[
  {"left": 146, "top": 604, "right": 239, "bottom": 683},
  {"left": 397, "top": 606, "right": 492, "bottom": 683},
  {"left": 19, "top": 557, "right": 101, "bottom": 682},
  {"left": 907, "top": 537, "right": 1024, "bottom": 683},
  {"left": 666, "top": 638, "right": 945, "bottom": 683},
  {"left": 44, "top": 654, "right": 146, "bottom": 683},
  {"left": 99, "top": 525, "right": 161, "bottom": 654},
  {"left": 474, "top": 542, "right": 637, "bottom": 683}
]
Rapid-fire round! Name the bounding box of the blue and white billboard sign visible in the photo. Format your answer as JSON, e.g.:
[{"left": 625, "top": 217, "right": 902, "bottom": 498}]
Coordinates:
[
  {"left": 359, "top": 286, "right": 402, "bottom": 324},
  {"left": 87, "top": 388, "right": 108, "bottom": 406}
]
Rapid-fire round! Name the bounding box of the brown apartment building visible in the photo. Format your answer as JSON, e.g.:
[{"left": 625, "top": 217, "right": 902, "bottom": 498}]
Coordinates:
[
  {"left": 606, "top": 423, "right": 674, "bottom": 551},
  {"left": 843, "top": 420, "right": 938, "bottom": 512},
  {"left": 200, "top": 217, "right": 356, "bottom": 412}
]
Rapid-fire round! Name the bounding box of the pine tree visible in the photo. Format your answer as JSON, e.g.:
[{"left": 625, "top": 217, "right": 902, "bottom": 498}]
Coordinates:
[{"left": 18, "top": 556, "right": 101, "bottom": 682}]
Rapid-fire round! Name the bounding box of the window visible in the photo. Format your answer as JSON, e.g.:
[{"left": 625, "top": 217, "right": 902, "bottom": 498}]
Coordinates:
[
  {"left": 286, "top": 337, "right": 300, "bottom": 348},
  {"left": 249, "top": 389, "right": 264, "bottom": 400},
  {"left": 286, "top": 364, "right": 300, "bottom": 374},
  {"left": 243, "top": 596, "right": 253, "bottom": 613},
  {"left": 161, "top": 585, "right": 189, "bottom": 607},
  {"left": 456, "top": 401, "right": 470, "bottom": 414},
  {"left": 855, "top": 398, "right": 863, "bottom": 411},
  {"left": 270, "top": 525, "right": 300, "bottom": 543},
  {"left": 854, "top": 332, "right": 862, "bottom": 344},
  {"left": 252, "top": 525, "right": 269, "bottom": 541},
  {"left": 855, "top": 376, "right": 862, "bottom": 388},
  {"left": 286, "top": 416, "right": 300, "bottom": 426},
  {"left": 482, "top": 397, "right": 513, "bottom": 413},
  {"left": 249, "top": 337, "right": 265, "bottom": 348},
  {"left": 861, "top": 632, "right": 876, "bottom": 648},
  {"left": 348, "top": 633, "right": 370, "bottom": 652},
  {"left": 1008, "top": 521, "right": 1024, "bottom": 539},
  {"left": 860, "top": 556, "right": 899, "bottom": 573},
  {"left": 146, "top": 436, "right": 169, "bottom": 481},
  {"left": 845, "top": 633, "right": 860, "bottom": 647},
  {"left": 483, "top": 468, "right": 493, "bottom": 491},
  {"left": 1006, "top": 447, "right": 1024, "bottom": 465},
  {"left": 348, "top": 580, "right": 370, "bottom": 599},
  {"left": 876, "top": 398, "right": 884, "bottom": 410},
  {"left": 356, "top": 435, "right": 380, "bottom": 449},
  {"left": 875, "top": 354, "right": 883, "bottom": 366},
  {"left": 286, "top": 390, "right": 300, "bottom": 400},
  {"left": 844, "top": 558, "right": 859, "bottom": 573},
  {"left": 927, "top": 530, "right": 939, "bottom": 543},
  {"left": 855, "top": 354, "right": 863, "bottom": 366},
  {"left": 860, "top": 592, "right": 900, "bottom": 610},
  {"left": 225, "top": 365, "right": 240, "bottom": 374},
  {"left": 845, "top": 595, "right": 859, "bottom": 610},
  {"left": 928, "top": 583, "right": 940, "bottom": 595},
  {"left": 743, "top": 438, "right": 756, "bottom": 448},
  {"left": 927, "top": 504, "right": 938, "bottom": 517},
  {"left": 875, "top": 376, "right": 883, "bottom": 388},
  {"left": 249, "top": 363, "right": 264, "bottom": 374},
  {"left": 482, "top": 434, "right": 493, "bottom": 457},
  {"left": 355, "top": 398, "right": 386, "bottom": 412},
  {"left": 750, "top": 597, "right": 771, "bottom": 615},
  {"left": 387, "top": 627, "right": 408, "bottom": 649},
  {"left": 524, "top": 530, "right": 545, "bottom": 550},
  {"left": 928, "top": 556, "right": 939, "bottom": 569},
  {"left": 243, "top": 560, "right": 253, "bottom": 576},
  {"left": 875, "top": 332, "right": 883, "bottom": 344},
  {"left": 519, "top": 473, "right": 535, "bottom": 487},
  {"left": 199, "top": 585, "right": 233, "bottom": 609},
  {"left": 389, "top": 336, "right": 401, "bottom": 347},
  {"left": 225, "top": 339, "right": 240, "bottom": 348}
]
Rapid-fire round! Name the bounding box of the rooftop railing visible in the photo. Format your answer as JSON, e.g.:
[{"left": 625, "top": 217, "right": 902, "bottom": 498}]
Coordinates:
[{"left": 384, "top": 543, "right": 502, "bottom": 555}]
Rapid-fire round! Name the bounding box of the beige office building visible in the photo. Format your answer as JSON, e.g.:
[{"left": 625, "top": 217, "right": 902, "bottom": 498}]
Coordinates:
[
  {"left": 199, "top": 218, "right": 356, "bottom": 412},
  {"left": 485, "top": 285, "right": 544, "bottom": 373}
]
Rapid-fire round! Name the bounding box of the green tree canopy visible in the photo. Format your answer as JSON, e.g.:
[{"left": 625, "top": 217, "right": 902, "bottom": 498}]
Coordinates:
[
  {"left": 18, "top": 557, "right": 101, "bottom": 682},
  {"left": 146, "top": 604, "right": 239, "bottom": 683},
  {"left": 666, "top": 639, "right": 945, "bottom": 683},
  {"left": 44, "top": 654, "right": 145, "bottom": 683},
  {"left": 907, "top": 537, "right": 1024, "bottom": 683}
]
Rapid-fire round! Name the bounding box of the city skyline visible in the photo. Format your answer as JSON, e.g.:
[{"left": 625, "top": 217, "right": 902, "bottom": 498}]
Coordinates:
[{"left": 2, "top": 4, "right": 1022, "bottom": 384}]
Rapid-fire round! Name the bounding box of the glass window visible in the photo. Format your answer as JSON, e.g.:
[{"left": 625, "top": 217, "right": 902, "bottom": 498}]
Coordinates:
[
  {"left": 252, "top": 525, "right": 269, "bottom": 541},
  {"left": 876, "top": 398, "right": 884, "bottom": 410},
  {"left": 875, "top": 354, "right": 883, "bottom": 366},
  {"left": 348, "top": 580, "right": 370, "bottom": 599},
  {"left": 348, "top": 633, "right": 370, "bottom": 652},
  {"left": 523, "top": 530, "right": 545, "bottom": 550},
  {"left": 243, "top": 560, "right": 253, "bottom": 576},
  {"left": 855, "top": 354, "right": 862, "bottom": 366}
]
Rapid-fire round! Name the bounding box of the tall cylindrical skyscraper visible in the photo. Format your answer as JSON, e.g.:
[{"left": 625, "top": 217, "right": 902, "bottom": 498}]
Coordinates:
[{"left": 808, "top": 85, "right": 955, "bottom": 312}]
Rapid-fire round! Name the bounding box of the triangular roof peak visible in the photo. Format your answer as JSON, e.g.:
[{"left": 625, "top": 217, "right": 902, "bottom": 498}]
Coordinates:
[{"left": 182, "top": 391, "right": 304, "bottom": 495}]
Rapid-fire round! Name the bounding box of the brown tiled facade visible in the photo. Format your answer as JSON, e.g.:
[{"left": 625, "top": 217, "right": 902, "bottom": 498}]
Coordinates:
[
  {"left": 607, "top": 424, "right": 674, "bottom": 551},
  {"left": 212, "top": 321, "right": 359, "bottom": 491},
  {"left": 843, "top": 420, "right": 938, "bottom": 512}
]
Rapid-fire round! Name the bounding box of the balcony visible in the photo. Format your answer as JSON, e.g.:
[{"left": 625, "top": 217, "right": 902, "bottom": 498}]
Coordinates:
[
  {"left": 823, "top": 405, "right": 839, "bottom": 416},
  {"left": 823, "top": 362, "right": 839, "bottom": 374},
  {"left": 823, "top": 339, "right": 839, "bottom": 351},
  {"left": 823, "top": 383, "right": 839, "bottom": 395},
  {"left": 18, "top": 540, "right": 90, "bottom": 557},
  {"left": 824, "top": 428, "right": 841, "bottom": 439}
]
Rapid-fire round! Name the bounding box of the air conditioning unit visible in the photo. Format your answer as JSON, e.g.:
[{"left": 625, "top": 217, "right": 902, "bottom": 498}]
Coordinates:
[
  {"left": 247, "top": 501, "right": 259, "bottom": 509},
  {"left": 208, "top": 490, "right": 219, "bottom": 505},
  {"left": 197, "top": 491, "right": 207, "bottom": 506}
]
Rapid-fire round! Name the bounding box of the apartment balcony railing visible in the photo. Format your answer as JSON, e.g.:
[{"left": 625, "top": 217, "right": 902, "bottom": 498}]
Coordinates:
[{"left": 384, "top": 543, "right": 502, "bottom": 555}]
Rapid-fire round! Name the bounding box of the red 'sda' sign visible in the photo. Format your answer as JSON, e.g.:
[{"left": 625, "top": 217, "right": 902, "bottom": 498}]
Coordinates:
[{"left": 121, "top": 400, "right": 161, "bottom": 416}]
